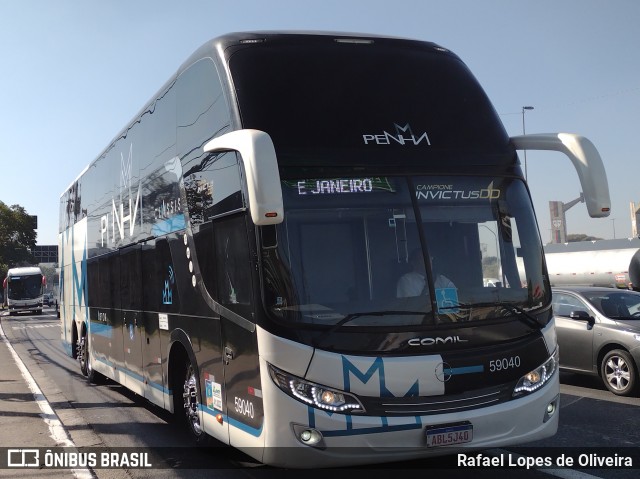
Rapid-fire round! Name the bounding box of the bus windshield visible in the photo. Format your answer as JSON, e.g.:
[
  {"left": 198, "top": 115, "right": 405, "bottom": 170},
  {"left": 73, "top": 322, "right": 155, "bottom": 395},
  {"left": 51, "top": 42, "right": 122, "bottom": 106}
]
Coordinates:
[
  {"left": 7, "top": 274, "right": 43, "bottom": 300},
  {"left": 262, "top": 175, "right": 549, "bottom": 327}
]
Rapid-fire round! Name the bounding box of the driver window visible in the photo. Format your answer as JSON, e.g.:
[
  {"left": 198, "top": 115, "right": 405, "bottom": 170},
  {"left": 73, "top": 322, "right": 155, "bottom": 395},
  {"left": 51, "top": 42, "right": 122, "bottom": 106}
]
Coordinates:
[{"left": 552, "top": 293, "right": 586, "bottom": 317}]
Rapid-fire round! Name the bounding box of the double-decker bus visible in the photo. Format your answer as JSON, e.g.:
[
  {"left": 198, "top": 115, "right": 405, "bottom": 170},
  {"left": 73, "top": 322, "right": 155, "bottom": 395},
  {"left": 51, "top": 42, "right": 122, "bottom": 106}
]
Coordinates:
[
  {"left": 3, "top": 266, "right": 45, "bottom": 315},
  {"left": 58, "top": 31, "right": 610, "bottom": 468}
]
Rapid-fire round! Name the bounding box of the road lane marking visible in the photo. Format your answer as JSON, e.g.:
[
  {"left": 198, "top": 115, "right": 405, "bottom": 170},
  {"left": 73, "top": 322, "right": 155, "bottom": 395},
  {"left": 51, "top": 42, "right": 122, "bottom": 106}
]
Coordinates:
[
  {"left": 11, "top": 323, "right": 59, "bottom": 330},
  {"left": 0, "top": 322, "right": 94, "bottom": 479}
]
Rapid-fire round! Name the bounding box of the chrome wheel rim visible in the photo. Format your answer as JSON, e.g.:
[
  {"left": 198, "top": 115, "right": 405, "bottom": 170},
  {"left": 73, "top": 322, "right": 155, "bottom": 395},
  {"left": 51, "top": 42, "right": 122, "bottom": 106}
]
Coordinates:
[
  {"left": 604, "top": 355, "right": 631, "bottom": 392},
  {"left": 183, "top": 365, "right": 203, "bottom": 435}
]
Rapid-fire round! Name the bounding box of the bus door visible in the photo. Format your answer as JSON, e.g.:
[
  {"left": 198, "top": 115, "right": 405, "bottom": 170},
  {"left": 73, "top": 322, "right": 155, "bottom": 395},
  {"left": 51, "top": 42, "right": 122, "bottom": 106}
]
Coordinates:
[
  {"left": 214, "top": 215, "right": 264, "bottom": 443},
  {"left": 120, "top": 244, "right": 145, "bottom": 395}
]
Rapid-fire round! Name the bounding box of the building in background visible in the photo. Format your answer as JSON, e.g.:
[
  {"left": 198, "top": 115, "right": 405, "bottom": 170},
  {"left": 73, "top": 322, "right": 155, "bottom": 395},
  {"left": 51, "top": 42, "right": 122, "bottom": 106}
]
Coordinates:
[
  {"left": 33, "top": 245, "right": 59, "bottom": 301},
  {"left": 630, "top": 201, "right": 640, "bottom": 238},
  {"left": 33, "top": 245, "right": 58, "bottom": 264},
  {"left": 549, "top": 194, "right": 584, "bottom": 243}
]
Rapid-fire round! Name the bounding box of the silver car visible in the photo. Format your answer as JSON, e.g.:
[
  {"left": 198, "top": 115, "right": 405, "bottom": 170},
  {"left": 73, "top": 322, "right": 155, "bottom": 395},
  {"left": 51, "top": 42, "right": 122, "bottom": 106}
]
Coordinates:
[{"left": 552, "top": 286, "right": 640, "bottom": 397}]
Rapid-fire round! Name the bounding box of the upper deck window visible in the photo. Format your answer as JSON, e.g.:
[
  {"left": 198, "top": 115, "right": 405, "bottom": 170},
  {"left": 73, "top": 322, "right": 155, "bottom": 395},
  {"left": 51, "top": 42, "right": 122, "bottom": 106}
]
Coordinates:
[{"left": 228, "top": 39, "right": 510, "bottom": 165}]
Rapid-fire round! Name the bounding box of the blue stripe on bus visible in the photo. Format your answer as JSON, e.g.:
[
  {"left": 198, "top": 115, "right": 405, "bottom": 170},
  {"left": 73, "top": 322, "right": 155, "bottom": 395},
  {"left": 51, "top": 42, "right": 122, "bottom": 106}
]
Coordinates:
[
  {"left": 151, "top": 214, "right": 186, "bottom": 236},
  {"left": 321, "top": 421, "right": 423, "bottom": 437},
  {"left": 90, "top": 322, "right": 113, "bottom": 338},
  {"left": 200, "top": 406, "right": 264, "bottom": 438},
  {"left": 449, "top": 365, "right": 484, "bottom": 375},
  {"left": 94, "top": 356, "right": 169, "bottom": 394}
]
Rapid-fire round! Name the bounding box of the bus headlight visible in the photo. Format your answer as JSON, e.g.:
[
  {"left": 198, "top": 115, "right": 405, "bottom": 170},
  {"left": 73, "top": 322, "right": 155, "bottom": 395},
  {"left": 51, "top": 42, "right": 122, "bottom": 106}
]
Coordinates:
[
  {"left": 268, "top": 364, "right": 365, "bottom": 413},
  {"left": 513, "top": 348, "right": 558, "bottom": 397}
]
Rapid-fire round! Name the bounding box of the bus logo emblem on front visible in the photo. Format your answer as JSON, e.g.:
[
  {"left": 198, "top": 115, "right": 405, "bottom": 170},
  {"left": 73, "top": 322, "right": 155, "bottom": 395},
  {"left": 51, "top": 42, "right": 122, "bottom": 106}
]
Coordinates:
[{"left": 435, "top": 362, "right": 453, "bottom": 382}]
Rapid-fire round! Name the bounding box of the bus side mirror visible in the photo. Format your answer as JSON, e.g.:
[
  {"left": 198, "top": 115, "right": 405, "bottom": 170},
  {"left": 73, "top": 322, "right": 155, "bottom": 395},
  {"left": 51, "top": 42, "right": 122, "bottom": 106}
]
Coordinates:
[
  {"left": 510, "top": 133, "right": 610, "bottom": 218},
  {"left": 204, "top": 129, "right": 284, "bottom": 226}
]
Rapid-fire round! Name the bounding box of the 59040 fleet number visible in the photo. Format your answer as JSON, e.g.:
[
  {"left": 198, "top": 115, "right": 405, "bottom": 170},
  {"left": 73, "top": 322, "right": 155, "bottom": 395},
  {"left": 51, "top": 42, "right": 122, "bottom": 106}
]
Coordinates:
[
  {"left": 234, "top": 397, "right": 255, "bottom": 418},
  {"left": 488, "top": 356, "right": 520, "bottom": 372}
]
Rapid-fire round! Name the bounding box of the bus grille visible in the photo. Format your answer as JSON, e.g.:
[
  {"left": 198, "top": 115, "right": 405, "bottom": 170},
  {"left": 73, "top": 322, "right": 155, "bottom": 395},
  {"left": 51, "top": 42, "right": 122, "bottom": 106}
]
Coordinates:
[{"left": 358, "top": 384, "right": 513, "bottom": 416}]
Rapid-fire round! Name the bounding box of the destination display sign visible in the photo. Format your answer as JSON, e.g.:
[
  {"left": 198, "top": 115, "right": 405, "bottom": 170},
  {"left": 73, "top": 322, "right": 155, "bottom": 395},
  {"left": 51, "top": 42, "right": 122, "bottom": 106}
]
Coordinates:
[{"left": 289, "top": 178, "right": 395, "bottom": 196}]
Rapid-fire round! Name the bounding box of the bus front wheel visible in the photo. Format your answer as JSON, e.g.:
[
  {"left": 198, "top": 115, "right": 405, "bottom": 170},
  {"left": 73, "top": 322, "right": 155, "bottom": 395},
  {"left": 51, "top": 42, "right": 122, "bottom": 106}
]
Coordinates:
[{"left": 174, "top": 357, "right": 210, "bottom": 446}]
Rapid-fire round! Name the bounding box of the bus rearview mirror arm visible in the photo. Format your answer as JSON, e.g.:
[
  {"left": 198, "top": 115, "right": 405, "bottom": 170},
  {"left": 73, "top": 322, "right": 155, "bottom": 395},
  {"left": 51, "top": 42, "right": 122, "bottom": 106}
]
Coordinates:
[
  {"left": 510, "top": 133, "right": 611, "bottom": 218},
  {"left": 204, "top": 129, "right": 284, "bottom": 225}
]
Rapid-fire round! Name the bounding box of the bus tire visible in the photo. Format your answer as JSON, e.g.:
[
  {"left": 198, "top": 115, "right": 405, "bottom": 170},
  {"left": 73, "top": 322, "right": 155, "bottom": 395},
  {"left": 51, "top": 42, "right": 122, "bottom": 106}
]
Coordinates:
[
  {"left": 174, "top": 355, "right": 210, "bottom": 446},
  {"left": 79, "top": 333, "right": 89, "bottom": 376},
  {"left": 80, "top": 331, "right": 104, "bottom": 384}
]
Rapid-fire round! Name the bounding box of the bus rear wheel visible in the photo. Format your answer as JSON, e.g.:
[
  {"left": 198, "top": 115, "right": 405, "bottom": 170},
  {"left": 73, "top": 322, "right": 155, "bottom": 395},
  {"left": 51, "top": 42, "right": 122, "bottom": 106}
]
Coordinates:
[
  {"left": 78, "top": 335, "right": 88, "bottom": 377},
  {"left": 175, "top": 358, "right": 210, "bottom": 445},
  {"left": 79, "top": 332, "right": 103, "bottom": 384}
]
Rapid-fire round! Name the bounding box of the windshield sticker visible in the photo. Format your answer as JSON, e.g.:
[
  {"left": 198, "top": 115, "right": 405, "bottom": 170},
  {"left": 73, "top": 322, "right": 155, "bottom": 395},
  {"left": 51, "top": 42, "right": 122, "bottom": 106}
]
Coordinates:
[
  {"left": 436, "top": 287, "right": 460, "bottom": 314},
  {"left": 415, "top": 183, "right": 501, "bottom": 201}
]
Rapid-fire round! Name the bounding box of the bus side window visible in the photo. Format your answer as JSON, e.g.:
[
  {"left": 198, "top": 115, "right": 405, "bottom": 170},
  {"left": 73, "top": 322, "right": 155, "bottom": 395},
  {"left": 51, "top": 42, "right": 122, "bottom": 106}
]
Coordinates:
[
  {"left": 87, "top": 258, "right": 100, "bottom": 307},
  {"left": 193, "top": 221, "right": 217, "bottom": 299},
  {"left": 213, "top": 214, "right": 252, "bottom": 316},
  {"left": 119, "top": 246, "right": 143, "bottom": 311}
]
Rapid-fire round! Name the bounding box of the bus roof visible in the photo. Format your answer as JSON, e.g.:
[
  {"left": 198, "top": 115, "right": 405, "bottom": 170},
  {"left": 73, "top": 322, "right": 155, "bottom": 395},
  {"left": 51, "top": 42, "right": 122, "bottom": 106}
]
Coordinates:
[{"left": 7, "top": 266, "right": 43, "bottom": 276}]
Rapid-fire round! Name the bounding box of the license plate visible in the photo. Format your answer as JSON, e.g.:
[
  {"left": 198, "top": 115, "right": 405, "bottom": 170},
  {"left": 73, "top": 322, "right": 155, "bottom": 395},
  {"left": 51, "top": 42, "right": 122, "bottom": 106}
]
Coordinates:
[{"left": 425, "top": 421, "right": 473, "bottom": 447}]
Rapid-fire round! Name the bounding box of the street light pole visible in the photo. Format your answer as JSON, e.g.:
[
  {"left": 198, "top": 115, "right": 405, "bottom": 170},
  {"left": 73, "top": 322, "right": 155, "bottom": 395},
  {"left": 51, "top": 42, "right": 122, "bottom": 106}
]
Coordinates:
[
  {"left": 521, "top": 106, "right": 534, "bottom": 180},
  {"left": 611, "top": 218, "right": 616, "bottom": 239}
]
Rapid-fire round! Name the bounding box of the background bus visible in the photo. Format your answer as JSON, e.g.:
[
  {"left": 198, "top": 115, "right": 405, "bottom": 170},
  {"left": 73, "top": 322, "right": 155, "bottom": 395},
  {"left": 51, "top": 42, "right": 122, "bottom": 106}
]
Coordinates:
[
  {"left": 3, "top": 266, "right": 45, "bottom": 315},
  {"left": 59, "top": 31, "right": 610, "bottom": 468}
]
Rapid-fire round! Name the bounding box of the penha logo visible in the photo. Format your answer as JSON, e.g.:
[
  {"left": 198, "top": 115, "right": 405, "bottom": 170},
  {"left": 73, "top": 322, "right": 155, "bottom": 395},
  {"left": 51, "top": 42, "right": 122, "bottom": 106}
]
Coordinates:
[{"left": 362, "top": 123, "right": 431, "bottom": 146}]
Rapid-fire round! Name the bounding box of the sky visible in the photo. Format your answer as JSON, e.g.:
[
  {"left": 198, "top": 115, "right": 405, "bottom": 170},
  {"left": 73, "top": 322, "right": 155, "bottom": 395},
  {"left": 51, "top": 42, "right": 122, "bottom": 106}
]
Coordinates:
[{"left": 1, "top": 0, "right": 639, "bottom": 246}]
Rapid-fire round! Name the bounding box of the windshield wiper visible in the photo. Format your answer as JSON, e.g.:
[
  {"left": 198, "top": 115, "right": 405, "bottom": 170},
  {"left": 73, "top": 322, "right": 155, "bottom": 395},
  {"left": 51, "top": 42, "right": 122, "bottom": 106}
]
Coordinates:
[
  {"left": 502, "top": 304, "right": 544, "bottom": 329},
  {"left": 438, "top": 302, "right": 543, "bottom": 329},
  {"left": 328, "top": 310, "right": 429, "bottom": 333}
]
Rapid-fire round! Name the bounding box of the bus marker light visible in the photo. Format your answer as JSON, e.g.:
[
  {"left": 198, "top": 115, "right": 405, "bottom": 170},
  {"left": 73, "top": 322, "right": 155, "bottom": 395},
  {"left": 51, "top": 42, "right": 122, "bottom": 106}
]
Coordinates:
[
  {"left": 543, "top": 396, "right": 559, "bottom": 423},
  {"left": 297, "top": 428, "right": 322, "bottom": 446},
  {"left": 216, "top": 414, "right": 224, "bottom": 425}
]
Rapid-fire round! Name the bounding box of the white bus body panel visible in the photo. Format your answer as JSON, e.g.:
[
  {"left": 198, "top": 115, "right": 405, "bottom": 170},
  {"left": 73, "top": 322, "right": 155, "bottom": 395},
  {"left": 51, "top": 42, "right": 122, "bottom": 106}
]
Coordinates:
[
  {"left": 59, "top": 218, "right": 89, "bottom": 354},
  {"left": 254, "top": 326, "right": 559, "bottom": 468}
]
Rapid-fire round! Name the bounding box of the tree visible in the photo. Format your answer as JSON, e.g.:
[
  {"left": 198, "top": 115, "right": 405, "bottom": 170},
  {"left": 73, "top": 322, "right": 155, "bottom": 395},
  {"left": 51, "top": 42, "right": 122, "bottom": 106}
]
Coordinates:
[
  {"left": 482, "top": 255, "right": 499, "bottom": 278},
  {"left": 39, "top": 264, "right": 58, "bottom": 292},
  {"left": 0, "top": 201, "right": 37, "bottom": 280}
]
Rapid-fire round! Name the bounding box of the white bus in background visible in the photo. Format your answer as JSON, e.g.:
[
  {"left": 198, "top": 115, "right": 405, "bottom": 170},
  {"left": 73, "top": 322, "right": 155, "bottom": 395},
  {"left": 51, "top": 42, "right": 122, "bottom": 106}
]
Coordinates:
[{"left": 3, "top": 266, "right": 45, "bottom": 315}]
